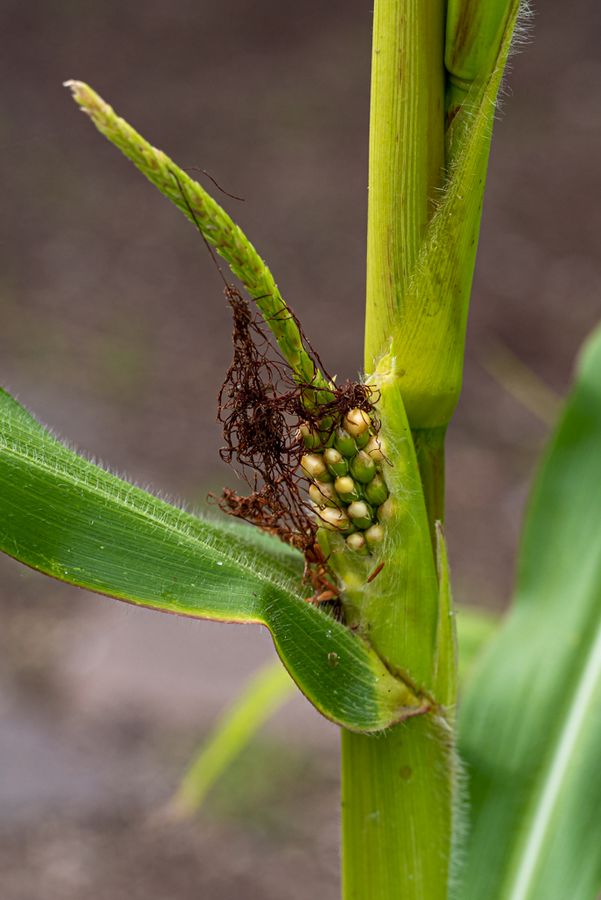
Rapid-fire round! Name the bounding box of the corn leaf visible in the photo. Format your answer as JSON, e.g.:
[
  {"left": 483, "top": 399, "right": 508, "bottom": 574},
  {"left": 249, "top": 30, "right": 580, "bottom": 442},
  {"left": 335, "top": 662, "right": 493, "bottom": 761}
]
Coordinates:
[
  {"left": 459, "top": 324, "right": 601, "bottom": 900},
  {"left": 0, "top": 388, "right": 422, "bottom": 733},
  {"left": 170, "top": 602, "right": 498, "bottom": 818}
]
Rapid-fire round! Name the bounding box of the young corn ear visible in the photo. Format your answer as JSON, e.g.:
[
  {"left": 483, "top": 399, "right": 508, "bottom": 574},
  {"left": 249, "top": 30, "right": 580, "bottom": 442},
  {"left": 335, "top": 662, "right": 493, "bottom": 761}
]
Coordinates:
[{"left": 300, "top": 407, "right": 390, "bottom": 575}]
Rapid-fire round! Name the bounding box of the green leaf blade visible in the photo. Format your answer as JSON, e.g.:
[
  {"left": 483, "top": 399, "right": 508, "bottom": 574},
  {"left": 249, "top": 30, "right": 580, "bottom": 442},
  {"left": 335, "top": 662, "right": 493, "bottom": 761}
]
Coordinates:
[
  {"left": 0, "top": 389, "right": 420, "bottom": 733},
  {"left": 459, "top": 325, "right": 601, "bottom": 900}
]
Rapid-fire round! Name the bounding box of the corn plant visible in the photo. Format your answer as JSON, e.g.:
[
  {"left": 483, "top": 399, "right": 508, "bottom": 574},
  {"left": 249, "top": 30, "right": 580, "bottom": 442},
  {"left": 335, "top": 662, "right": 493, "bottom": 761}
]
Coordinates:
[{"left": 1, "top": 1, "right": 600, "bottom": 898}]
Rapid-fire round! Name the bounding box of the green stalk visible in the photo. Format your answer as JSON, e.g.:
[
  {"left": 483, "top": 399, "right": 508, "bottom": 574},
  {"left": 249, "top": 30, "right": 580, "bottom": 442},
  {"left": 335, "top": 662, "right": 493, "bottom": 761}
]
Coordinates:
[
  {"left": 340, "top": 459, "right": 454, "bottom": 900},
  {"left": 341, "top": 1, "right": 452, "bottom": 898},
  {"left": 445, "top": 0, "right": 519, "bottom": 123},
  {"left": 363, "top": 0, "right": 446, "bottom": 372},
  {"left": 342, "top": 716, "right": 455, "bottom": 899},
  {"left": 413, "top": 426, "right": 447, "bottom": 544}
]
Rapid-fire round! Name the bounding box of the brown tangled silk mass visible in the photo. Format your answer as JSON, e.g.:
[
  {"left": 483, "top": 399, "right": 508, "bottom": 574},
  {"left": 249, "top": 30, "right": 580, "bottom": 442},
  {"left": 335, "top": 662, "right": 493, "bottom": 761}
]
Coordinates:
[{"left": 215, "top": 286, "right": 376, "bottom": 599}]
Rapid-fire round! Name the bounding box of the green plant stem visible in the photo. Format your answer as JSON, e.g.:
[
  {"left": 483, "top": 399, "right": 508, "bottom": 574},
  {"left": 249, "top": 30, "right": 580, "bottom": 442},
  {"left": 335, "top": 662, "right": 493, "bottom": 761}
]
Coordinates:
[
  {"left": 342, "top": 2, "right": 452, "bottom": 896},
  {"left": 364, "top": 0, "right": 446, "bottom": 371},
  {"left": 341, "top": 451, "right": 453, "bottom": 899},
  {"left": 341, "top": 716, "right": 454, "bottom": 900},
  {"left": 414, "top": 426, "right": 447, "bottom": 545}
]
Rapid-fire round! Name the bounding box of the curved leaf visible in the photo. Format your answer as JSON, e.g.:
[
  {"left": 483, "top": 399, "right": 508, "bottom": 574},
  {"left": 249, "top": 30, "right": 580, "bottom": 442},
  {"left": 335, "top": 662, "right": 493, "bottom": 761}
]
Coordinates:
[
  {"left": 170, "top": 603, "right": 498, "bottom": 817},
  {"left": 459, "top": 324, "right": 601, "bottom": 900},
  {"left": 0, "top": 388, "right": 423, "bottom": 733}
]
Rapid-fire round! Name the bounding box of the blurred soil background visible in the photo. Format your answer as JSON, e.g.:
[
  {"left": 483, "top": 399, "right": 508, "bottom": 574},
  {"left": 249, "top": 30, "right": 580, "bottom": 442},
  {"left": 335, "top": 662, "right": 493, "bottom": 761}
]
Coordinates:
[{"left": 0, "top": 0, "right": 600, "bottom": 897}]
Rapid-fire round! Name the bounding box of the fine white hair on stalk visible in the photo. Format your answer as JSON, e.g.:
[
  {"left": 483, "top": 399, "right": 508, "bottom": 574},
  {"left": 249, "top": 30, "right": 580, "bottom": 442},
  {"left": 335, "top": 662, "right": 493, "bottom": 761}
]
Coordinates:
[{"left": 495, "top": 1, "right": 535, "bottom": 118}]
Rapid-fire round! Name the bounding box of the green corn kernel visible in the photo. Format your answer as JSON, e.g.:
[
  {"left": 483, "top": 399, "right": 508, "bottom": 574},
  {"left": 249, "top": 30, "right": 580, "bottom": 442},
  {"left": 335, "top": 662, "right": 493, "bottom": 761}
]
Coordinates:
[
  {"left": 334, "top": 427, "right": 357, "bottom": 458},
  {"left": 346, "top": 532, "right": 368, "bottom": 554},
  {"left": 354, "top": 429, "right": 371, "bottom": 450},
  {"left": 298, "top": 423, "right": 322, "bottom": 450},
  {"left": 309, "top": 482, "right": 338, "bottom": 508},
  {"left": 324, "top": 447, "right": 348, "bottom": 477},
  {"left": 316, "top": 526, "right": 331, "bottom": 558},
  {"left": 364, "top": 523, "right": 385, "bottom": 548},
  {"left": 364, "top": 473, "right": 389, "bottom": 506},
  {"left": 350, "top": 450, "right": 377, "bottom": 484},
  {"left": 301, "top": 453, "right": 331, "bottom": 483},
  {"left": 319, "top": 506, "right": 352, "bottom": 533},
  {"left": 344, "top": 408, "right": 371, "bottom": 438},
  {"left": 364, "top": 434, "right": 385, "bottom": 462},
  {"left": 301, "top": 453, "right": 325, "bottom": 478},
  {"left": 334, "top": 475, "right": 361, "bottom": 504},
  {"left": 377, "top": 498, "right": 394, "bottom": 522},
  {"left": 317, "top": 415, "right": 336, "bottom": 448},
  {"left": 347, "top": 500, "right": 374, "bottom": 530}
]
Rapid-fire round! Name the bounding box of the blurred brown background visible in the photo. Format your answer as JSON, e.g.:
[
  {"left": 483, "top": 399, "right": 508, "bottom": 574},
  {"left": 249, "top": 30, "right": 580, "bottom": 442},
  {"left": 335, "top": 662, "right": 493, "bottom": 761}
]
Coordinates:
[{"left": 1, "top": 1, "right": 600, "bottom": 897}]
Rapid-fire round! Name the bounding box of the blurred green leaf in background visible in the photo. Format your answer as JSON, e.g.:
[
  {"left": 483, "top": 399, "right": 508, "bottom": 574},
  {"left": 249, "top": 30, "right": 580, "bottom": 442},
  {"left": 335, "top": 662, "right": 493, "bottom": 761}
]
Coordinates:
[{"left": 459, "top": 324, "right": 601, "bottom": 900}]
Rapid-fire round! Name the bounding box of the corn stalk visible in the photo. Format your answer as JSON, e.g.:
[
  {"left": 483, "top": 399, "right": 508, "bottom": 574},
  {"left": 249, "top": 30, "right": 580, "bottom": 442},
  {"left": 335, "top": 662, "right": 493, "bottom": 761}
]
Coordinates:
[{"left": 341, "top": 1, "right": 520, "bottom": 897}]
